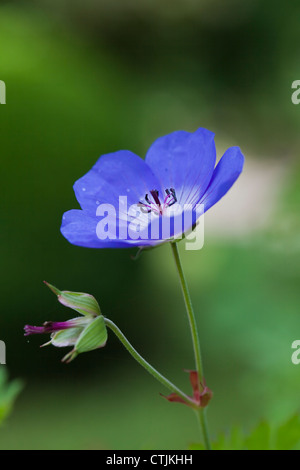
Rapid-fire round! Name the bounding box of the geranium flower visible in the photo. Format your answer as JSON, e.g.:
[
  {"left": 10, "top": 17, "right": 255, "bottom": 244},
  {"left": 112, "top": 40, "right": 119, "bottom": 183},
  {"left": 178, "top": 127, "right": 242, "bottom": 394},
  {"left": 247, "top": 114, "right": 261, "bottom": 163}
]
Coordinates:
[{"left": 61, "top": 128, "right": 244, "bottom": 248}]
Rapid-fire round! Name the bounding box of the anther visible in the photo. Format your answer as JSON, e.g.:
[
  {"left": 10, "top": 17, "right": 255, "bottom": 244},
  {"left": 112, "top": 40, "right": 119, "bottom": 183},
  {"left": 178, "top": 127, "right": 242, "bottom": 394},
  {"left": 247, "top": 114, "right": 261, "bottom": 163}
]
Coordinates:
[{"left": 138, "top": 188, "right": 177, "bottom": 215}]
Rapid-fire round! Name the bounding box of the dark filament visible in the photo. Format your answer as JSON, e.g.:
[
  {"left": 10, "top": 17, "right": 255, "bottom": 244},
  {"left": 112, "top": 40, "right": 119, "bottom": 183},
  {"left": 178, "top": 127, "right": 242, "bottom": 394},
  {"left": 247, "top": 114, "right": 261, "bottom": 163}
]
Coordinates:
[{"left": 138, "top": 188, "right": 177, "bottom": 215}]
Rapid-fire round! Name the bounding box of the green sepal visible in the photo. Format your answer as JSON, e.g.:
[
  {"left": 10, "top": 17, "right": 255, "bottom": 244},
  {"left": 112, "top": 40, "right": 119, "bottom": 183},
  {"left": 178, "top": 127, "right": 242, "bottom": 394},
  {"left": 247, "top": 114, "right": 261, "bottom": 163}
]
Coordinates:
[
  {"left": 44, "top": 281, "right": 101, "bottom": 316},
  {"left": 51, "top": 327, "right": 84, "bottom": 348},
  {"left": 74, "top": 316, "right": 108, "bottom": 354}
]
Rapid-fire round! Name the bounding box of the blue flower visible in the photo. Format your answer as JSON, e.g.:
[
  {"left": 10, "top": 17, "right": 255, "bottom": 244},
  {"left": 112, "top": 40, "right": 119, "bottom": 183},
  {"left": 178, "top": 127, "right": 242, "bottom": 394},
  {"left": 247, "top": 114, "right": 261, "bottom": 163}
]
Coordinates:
[{"left": 61, "top": 128, "right": 244, "bottom": 248}]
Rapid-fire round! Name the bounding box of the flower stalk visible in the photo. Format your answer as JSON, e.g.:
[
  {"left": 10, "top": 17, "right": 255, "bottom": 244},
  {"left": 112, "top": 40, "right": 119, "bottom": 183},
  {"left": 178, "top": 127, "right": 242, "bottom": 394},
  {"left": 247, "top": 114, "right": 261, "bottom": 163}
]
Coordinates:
[
  {"left": 171, "top": 241, "right": 211, "bottom": 450},
  {"left": 104, "top": 317, "right": 196, "bottom": 408}
]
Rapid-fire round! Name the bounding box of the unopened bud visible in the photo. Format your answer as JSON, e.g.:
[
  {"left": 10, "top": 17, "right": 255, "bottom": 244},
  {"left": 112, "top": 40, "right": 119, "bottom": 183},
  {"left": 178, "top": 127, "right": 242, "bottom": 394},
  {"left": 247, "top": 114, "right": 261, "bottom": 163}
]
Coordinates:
[
  {"left": 44, "top": 281, "right": 101, "bottom": 317},
  {"left": 25, "top": 283, "right": 107, "bottom": 363}
]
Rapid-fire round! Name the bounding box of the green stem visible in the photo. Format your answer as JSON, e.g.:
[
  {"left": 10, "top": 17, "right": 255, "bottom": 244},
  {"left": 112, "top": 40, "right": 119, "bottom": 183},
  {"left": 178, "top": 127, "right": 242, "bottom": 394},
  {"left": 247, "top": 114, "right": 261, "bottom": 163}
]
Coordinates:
[
  {"left": 104, "top": 317, "right": 195, "bottom": 408},
  {"left": 171, "top": 242, "right": 211, "bottom": 450},
  {"left": 196, "top": 409, "right": 211, "bottom": 451},
  {"left": 171, "top": 242, "right": 203, "bottom": 379}
]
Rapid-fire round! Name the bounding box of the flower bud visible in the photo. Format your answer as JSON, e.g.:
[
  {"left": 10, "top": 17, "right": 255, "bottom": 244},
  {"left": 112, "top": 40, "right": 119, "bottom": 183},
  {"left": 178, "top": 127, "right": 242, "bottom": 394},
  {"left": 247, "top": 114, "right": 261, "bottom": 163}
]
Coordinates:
[
  {"left": 24, "top": 283, "right": 107, "bottom": 362},
  {"left": 44, "top": 281, "right": 101, "bottom": 317},
  {"left": 61, "top": 316, "right": 107, "bottom": 363}
]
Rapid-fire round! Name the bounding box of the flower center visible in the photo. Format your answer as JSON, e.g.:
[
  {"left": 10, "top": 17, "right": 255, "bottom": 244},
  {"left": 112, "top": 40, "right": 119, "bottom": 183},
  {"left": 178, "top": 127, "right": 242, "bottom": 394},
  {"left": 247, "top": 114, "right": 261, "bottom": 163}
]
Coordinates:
[{"left": 138, "top": 188, "right": 177, "bottom": 216}]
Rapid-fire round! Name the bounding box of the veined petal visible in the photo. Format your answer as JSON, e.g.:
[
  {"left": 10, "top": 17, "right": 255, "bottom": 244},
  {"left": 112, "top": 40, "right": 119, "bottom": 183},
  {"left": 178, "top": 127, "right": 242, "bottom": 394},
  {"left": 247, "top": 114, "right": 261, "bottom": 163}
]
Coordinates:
[
  {"left": 51, "top": 327, "right": 83, "bottom": 347},
  {"left": 60, "top": 209, "right": 132, "bottom": 248},
  {"left": 61, "top": 206, "right": 191, "bottom": 248},
  {"left": 73, "top": 150, "right": 162, "bottom": 216},
  {"left": 199, "top": 146, "right": 244, "bottom": 212},
  {"left": 145, "top": 128, "right": 216, "bottom": 207},
  {"left": 138, "top": 205, "right": 198, "bottom": 242}
]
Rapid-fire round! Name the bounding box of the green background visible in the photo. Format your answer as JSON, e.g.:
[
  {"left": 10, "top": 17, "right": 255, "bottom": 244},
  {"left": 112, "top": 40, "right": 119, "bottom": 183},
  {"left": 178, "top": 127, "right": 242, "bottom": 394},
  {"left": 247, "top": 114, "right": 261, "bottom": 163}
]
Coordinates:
[{"left": 0, "top": 0, "right": 300, "bottom": 449}]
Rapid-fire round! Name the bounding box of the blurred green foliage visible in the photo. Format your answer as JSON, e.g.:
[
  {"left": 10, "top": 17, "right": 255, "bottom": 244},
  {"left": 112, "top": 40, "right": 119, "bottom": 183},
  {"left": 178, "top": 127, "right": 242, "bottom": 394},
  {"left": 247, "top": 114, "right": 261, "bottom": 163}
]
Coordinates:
[
  {"left": 0, "top": 369, "right": 22, "bottom": 426},
  {"left": 190, "top": 415, "right": 300, "bottom": 450},
  {"left": 0, "top": 1, "right": 300, "bottom": 449}
]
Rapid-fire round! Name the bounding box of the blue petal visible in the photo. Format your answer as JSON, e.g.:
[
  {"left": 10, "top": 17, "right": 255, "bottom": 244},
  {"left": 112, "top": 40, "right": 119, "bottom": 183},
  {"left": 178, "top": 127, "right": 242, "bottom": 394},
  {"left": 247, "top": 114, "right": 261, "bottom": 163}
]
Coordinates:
[
  {"left": 126, "top": 205, "right": 198, "bottom": 244},
  {"left": 73, "top": 150, "right": 162, "bottom": 216},
  {"left": 61, "top": 210, "right": 132, "bottom": 248},
  {"left": 61, "top": 208, "right": 198, "bottom": 249},
  {"left": 145, "top": 128, "right": 216, "bottom": 207},
  {"left": 199, "top": 146, "right": 244, "bottom": 212}
]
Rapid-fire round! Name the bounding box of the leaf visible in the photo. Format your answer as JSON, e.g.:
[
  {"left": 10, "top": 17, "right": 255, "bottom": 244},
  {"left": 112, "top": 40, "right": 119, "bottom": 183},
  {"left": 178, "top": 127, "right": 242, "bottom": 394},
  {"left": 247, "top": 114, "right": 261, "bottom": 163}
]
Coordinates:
[
  {"left": 245, "top": 422, "right": 271, "bottom": 450},
  {"left": 0, "top": 368, "right": 23, "bottom": 426},
  {"left": 189, "top": 415, "right": 300, "bottom": 450},
  {"left": 213, "top": 426, "right": 245, "bottom": 450},
  {"left": 274, "top": 415, "right": 300, "bottom": 450},
  {"left": 189, "top": 427, "right": 245, "bottom": 451},
  {"left": 189, "top": 443, "right": 205, "bottom": 450}
]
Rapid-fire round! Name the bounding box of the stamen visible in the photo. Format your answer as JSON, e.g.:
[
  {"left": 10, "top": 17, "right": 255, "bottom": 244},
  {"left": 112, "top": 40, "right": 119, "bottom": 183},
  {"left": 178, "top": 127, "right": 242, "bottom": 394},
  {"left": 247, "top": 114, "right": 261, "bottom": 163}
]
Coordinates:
[
  {"left": 145, "top": 194, "right": 152, "bottom": 205},
  {"left": 138, "top": 202, "right": 151, "bottom": 214},
  {"left": 168, "top": 188, "right": 177, "bottom": 207},
  {"left": 150, "top": 190, "right": 161, "bottom": 207},
  {"left": 138, "top": 188, "right": 177, "bottom": 216},
  {"left": 163, "top": 193, "right": 171, "bottom": 205}
]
